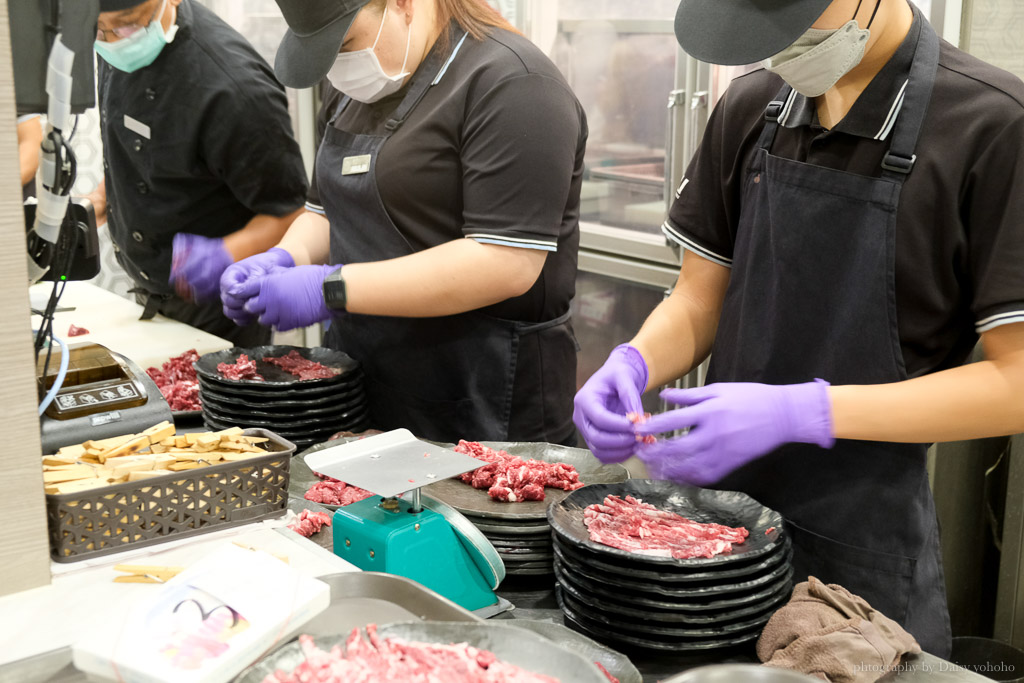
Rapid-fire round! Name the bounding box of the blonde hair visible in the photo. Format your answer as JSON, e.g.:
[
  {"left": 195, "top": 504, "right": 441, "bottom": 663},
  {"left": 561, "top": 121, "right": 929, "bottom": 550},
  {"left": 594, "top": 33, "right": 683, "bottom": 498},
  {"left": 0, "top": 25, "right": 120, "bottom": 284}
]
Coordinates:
[{"left": 368, "top": 0, "right": 519, "bottom": 45}]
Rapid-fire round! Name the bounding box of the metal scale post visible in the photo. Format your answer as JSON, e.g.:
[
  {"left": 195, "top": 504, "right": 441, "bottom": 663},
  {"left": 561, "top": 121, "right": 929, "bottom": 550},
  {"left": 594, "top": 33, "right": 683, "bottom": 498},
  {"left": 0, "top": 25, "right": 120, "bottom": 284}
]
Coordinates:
[{"left": 304, "top": 430, "right": 505, "bottom": 611}]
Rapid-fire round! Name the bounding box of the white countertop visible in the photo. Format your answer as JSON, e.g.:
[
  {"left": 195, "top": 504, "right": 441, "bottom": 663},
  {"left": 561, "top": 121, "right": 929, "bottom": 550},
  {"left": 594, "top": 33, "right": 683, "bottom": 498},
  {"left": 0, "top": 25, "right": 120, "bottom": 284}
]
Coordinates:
[
  {"left": 0, "top": 518, "right": 359, "bottom": 679},
  {"left": 29, "top": 282, "right": 233, "bottom": 370}
]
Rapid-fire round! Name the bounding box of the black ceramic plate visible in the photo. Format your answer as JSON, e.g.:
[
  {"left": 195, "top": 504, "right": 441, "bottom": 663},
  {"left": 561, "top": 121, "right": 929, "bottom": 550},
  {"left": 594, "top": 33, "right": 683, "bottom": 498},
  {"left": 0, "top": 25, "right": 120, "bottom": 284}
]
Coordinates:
[
  {"left": 202, "top": 413, "right": 368, "bottom": 442},
  {"left": 548, "top": 480, "right": 784, "bottom": 568},
  {"left": 553, "top": 543, "right": 793, "bottom": 597},
  {"left": 558, "top": 586, "right": 774, "bottom": 638},
  {"left": 199, "top": 373, "right": 364, "bottom": 400},
  {"left": 557, "top": 566, "right": 791, "bottom": 626},
  {"left": 201, "top": 402, "right": 369, "bottom": 432},
  {"left": 488, "top": 537, "right": 552, "bottom": 550},
  {"left": 200, "top": 390, "right": 368, "bottom": 423},
  {"left": 424, "top": 442, "right": 630, "bottom": 521},
  {"left": 462, "top": 516, "right": 553, "bottom": 535},
  {"left": 557, "top": 590, "right": 764, "bottom": 653},
  {"left": 554, "top": 557, "right": 793, "bottom": 612},
  {"left": 506, "top": 566, "right": 555, "bottom": 576},
  {"left": 553, "top": 533, "right": 790, "bottom": 584},
  {"left": 200, "top": 384, "right": 366, "bottom": 415},
  {"left": 196, "top": 345, "right": 360, "bottom": 388}
]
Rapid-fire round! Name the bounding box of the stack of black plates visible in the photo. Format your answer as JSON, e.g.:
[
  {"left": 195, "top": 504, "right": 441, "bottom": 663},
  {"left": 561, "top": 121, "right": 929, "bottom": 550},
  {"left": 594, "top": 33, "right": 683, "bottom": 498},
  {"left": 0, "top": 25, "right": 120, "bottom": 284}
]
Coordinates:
[
  {"left": 549, "top": 480, "right": 793, "bottom": 653},
  {"left": 422, "top": 443, "right": 629, "bottom": 576},
  {"left": 195, "top": 345, "right": 369, "bottom": 450}
]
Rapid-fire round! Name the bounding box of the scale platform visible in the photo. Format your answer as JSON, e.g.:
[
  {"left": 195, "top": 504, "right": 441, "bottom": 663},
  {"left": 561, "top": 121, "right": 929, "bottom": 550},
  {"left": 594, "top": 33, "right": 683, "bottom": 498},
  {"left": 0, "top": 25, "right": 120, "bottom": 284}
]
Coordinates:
[{"left": 305, "top": 429, "right": 505, "bottom": 611}]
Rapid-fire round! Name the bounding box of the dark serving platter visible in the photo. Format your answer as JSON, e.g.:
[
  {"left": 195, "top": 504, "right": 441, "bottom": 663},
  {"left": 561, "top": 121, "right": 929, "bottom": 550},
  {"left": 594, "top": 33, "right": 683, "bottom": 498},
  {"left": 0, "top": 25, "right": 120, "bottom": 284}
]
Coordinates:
[
  {"left": 198, "top": 373, "right": 364, "bottom": 400},
  {"left": 199, "top": 386, "right": 366, "bottom": 417},
  {"left": 556, "top": 568, "right": 791, "bottom": 626},
  {"left": 196, "top": 345, "right": 360, "bottom": 388},
  {"left": 199, "top": 397, "right": 368, "bottom": 430},
  {"left": 423, "top": 442, "right": 629, "bottom": 522},
  {"left": 554, "top": 558, "right": 793, "bottom": 612},
  {"left": 548, "top": 480, "right": 784, "bottom": 568},
  {"left": 552, "top": 543, "right": 792, "bottom": 597},
  {"left": 553, "top": 532, "right": 790, "bottom": 583},
  {"left": 557, "top": 590, "right": 764, "bottom": 653},
  {"left": 558, "top": 586, "right": 774, "bottom": 639}
]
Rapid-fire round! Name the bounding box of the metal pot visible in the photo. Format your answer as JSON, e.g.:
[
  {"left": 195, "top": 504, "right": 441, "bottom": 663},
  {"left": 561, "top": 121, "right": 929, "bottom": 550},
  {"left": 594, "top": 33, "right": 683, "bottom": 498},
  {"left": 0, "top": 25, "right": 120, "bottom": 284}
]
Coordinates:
[{"left": 662, "top": 664, "right": 822, "bottom": 683}]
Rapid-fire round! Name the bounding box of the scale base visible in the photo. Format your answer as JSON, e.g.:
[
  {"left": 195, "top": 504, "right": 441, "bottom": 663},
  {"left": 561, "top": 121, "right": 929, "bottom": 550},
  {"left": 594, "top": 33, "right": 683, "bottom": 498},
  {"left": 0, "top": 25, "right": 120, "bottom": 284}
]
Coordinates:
[{"left": 332, "top": 497, "right": 498, "bottom": 611}]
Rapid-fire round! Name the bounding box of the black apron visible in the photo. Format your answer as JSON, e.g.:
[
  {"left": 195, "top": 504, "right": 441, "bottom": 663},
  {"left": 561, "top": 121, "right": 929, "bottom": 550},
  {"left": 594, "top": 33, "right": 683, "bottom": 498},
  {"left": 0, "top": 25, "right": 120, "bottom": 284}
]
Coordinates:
[
  {"left": 710, "top": 18, "right": 951, "bottom": 656},
  {"left": 315, "top": 30, "right": 577, "bottom": 444}
]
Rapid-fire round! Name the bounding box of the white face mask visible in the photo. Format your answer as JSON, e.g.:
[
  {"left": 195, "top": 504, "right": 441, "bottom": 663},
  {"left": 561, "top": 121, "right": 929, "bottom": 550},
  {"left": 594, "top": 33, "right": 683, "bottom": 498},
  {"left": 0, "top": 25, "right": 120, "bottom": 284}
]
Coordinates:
[
  {"left": 761, "top": 0, "right": 879, "bottom": 98},
  {"left": 326, "top": 6, "right": 412, "bottom": 104}
]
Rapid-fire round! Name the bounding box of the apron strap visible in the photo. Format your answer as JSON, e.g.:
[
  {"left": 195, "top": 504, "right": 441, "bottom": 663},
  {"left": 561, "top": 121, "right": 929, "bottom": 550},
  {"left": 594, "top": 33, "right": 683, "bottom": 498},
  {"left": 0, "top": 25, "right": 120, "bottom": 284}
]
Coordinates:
[
  {"left": 880, "top": 12, "right": 939, "bottom": 181},
  {"left": 385, "top": 25, "right": 468, "bottom": 133},
  {"left": 756, "top": 87, "right": 793, "bottom": 154}
]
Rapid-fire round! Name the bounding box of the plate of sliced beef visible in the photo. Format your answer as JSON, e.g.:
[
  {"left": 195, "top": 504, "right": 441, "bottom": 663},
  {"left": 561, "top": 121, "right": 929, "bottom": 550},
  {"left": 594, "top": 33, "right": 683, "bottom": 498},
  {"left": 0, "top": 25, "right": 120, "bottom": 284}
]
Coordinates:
[
  {"left": 548, "top": 480, "right": 784, "bottom": 567},
  {"left": 195, "top": 345, "right": 359, "bottom": 388},
  {"left": 146, "top": 348, "right": 202, "bottom": 418},
  {"left": 236, "top": 621, "right": 609, "bottom": 683},
  {"left": 422, "top": 441, "right": 630, "bottom": 521}
]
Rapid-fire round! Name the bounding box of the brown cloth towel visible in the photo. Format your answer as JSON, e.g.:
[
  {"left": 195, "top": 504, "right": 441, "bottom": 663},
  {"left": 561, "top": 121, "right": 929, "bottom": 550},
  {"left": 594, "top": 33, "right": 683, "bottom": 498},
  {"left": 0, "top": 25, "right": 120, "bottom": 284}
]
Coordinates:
[{"left": 757, "top": 576, "right": 922, "bottom": 682}]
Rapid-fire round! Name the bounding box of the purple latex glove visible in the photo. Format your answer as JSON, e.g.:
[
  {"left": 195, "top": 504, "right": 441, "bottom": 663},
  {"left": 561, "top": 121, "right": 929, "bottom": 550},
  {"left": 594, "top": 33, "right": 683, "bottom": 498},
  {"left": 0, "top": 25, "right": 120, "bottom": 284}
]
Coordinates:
[
  {"left": 572, "top": 344, "right": 649, "bottom": 463},
  {"left": 169, "top": 233, "right": 233, "bottom": 303},
  {"left": 243, "top": 264, "right": 338, "bottom": 331},
  {"left": 219, "top": 248, "right": 295, "bottom": 325},
  {"left": 635, "top": 380, "right": 836, "bottom": 486}
]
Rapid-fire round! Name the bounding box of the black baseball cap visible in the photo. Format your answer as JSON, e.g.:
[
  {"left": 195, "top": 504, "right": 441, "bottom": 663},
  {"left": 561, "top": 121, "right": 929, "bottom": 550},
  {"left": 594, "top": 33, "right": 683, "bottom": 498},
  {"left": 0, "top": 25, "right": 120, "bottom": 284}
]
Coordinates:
[
  {"left": 98, "top": 0, "right": 148, "bottom": 11},
  {"left": 674, "top": 0, "right": 834, "bottom": 66},
  {"left": 274, "top": 0, "right": 373, "bottom": 89}
]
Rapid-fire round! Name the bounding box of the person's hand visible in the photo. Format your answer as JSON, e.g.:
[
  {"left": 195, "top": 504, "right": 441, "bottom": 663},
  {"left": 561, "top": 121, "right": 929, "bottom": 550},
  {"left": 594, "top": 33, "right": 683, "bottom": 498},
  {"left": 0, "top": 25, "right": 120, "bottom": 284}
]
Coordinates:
[
  {"left": 573, "top": 344, "right": 649, "bottom": 463},
  {"left": 243, "top": 264, "right": 339, "bottom": 331},
  {"left": 170, "top": 234, "right": 234, "bottom": 303},
  {"left": 219, "top": 248, "right": 295, "bottom": 325},
  {"left": 635, "top": 381, "right": 835, "bottom": 486}
]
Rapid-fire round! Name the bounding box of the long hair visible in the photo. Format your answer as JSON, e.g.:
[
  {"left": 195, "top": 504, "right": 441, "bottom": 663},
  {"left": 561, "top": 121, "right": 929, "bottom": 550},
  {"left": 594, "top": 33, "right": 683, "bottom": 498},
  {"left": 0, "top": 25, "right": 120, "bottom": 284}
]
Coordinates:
[{"left": 369, "top": 0, "right": 520, "bottom": 45}]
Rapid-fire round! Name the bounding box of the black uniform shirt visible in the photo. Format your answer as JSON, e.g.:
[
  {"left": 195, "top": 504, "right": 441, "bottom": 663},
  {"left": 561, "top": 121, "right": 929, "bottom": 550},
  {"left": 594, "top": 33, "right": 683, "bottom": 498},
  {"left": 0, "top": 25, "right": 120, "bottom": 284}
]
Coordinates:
[
  {"left": 665, "top": 14, "right": 1024, "bottom": 378},
  {"left": 98, "top": 0, "right": 307, "bottom": 295},
  {"left": 307, "top": 27, "right": 588, "bottom": 323}
]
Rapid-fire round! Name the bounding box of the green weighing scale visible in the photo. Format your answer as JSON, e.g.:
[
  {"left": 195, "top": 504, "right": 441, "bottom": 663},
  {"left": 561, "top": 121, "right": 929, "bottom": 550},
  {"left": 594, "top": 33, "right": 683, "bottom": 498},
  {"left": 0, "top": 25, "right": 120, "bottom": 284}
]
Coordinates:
[{"left": 305, "top": 429, "right": 505, "bottom": 611}]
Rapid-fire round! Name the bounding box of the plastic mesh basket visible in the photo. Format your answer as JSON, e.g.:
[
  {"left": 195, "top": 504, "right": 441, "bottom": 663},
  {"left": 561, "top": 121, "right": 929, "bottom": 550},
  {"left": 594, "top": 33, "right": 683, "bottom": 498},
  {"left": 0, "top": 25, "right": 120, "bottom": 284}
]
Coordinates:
[{"left": 45, "top": 428, "right": 295, "bottom": 562}]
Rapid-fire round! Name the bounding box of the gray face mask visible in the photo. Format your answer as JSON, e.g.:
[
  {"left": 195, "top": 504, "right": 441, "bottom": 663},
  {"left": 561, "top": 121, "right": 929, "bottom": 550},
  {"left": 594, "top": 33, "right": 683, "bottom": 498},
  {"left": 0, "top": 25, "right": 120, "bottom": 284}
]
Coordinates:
[{"left": 761, "top": 0, "right": 878, "bottom": 98}]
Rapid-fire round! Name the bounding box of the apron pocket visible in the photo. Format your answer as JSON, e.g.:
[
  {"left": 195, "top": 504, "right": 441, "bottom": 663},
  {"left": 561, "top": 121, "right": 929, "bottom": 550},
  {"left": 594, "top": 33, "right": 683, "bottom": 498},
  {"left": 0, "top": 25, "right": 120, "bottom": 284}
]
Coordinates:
[{"left": 788, "top": 520, "right": 915, "bottom": 624}]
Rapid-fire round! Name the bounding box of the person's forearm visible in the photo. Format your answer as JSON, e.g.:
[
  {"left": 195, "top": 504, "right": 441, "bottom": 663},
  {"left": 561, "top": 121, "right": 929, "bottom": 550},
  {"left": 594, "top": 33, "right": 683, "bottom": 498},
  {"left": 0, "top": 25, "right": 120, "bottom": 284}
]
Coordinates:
[
  {"left": 342, "top": 239, "right": 547, "bottom": 318},
  {"left": 18, "top": 117, "right": 43, "bottom": 187},
  {"left": 276, "top": 210, "right": 331, "bottom": 266},
  {"left": 830, "top": 325, "right": 1024, "bottom": 442},
  {"left": 223, "top": 207, "right": 303, "bottom": 261},
  {"left": 630, "top": 253, "right": 731, "bottom": 390}
]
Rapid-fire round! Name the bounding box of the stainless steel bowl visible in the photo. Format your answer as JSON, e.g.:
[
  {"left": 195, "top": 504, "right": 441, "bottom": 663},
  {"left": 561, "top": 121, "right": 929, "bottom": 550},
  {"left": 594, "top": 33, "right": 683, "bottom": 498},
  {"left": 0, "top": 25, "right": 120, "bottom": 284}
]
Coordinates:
[{"left": 663, "top": 664, "right": 822, "bottom": 683}]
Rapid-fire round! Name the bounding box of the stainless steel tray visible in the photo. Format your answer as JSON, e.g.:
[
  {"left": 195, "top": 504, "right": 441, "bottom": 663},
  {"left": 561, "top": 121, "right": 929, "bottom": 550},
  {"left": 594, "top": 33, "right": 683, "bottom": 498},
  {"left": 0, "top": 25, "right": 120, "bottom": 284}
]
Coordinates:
[
  {"left": 238, "top": 620, "right": 608, "bottom": 682},
  {"left": 290, "top": 571, "right": 481, "bottom": 639}
]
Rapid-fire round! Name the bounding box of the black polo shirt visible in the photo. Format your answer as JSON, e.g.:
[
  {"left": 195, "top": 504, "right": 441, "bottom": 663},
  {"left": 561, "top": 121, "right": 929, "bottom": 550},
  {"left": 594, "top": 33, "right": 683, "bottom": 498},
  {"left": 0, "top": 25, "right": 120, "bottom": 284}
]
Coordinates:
[
  {"left": 307, "top": 27, "right": 587, "bottom": 323},
  {"left": 98, "top": 0, "right": 307, "bottom": 295},
  {"left": 665, "top": 13, "right": 1024, "bottom": 378}
]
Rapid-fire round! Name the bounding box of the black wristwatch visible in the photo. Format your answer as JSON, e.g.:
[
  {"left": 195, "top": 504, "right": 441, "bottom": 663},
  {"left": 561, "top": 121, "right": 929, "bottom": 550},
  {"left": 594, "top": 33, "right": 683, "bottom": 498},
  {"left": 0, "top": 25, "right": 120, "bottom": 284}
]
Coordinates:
[{"left": 323, "top": 266, "right": 347, "bottom": 311}]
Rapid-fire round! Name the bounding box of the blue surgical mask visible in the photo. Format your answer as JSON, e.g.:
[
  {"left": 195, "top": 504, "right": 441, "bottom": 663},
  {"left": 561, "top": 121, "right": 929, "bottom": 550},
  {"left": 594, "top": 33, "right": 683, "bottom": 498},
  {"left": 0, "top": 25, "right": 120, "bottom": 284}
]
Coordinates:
[{"left": 94, "top": 0, "right": 178, "bottom": 73}]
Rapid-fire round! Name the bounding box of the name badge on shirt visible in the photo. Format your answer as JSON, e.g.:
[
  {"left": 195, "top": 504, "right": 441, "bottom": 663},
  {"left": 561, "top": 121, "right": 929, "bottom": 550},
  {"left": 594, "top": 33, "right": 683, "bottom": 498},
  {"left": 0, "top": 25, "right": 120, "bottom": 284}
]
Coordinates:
[
  {"left": 342, "top": 154, "right": 372, "bottom": 175},
  {"left": 123, "top": 115, "right": 151, "bottom": 140}
]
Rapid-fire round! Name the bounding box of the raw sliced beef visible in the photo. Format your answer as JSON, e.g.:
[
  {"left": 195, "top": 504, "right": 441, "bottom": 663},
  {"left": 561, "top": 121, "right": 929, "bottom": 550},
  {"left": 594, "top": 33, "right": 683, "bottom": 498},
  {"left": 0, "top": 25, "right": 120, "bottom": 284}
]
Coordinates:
[
  {"left": 304, "top": 472, "right": 374, "bottom": 506},
  {"left": 67, "top": 324, "right": 90, "bottom": 337},
  {"left": 287, "top": 509, "right": 332, "bottom": 538},
  {"left": 584, "top": 494, "right": 748, "bottom": 560},
  {"left": 261, "top": 627, "right": 559, "bottom": 683},
  {"left": 146, "top": 349, "right": 201, "bottom": 411},
  {"left": 263, "top": 350, "right": 340, "bottom": 380},
  {"left": 626, "top": 412, "right": 657, "bottom": 445},
  {"left": 217, "top": 353, "right": 264, "bottom": 381},
  {"left": 455, "top": 441, "right": 584, "bottom": 503}
]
